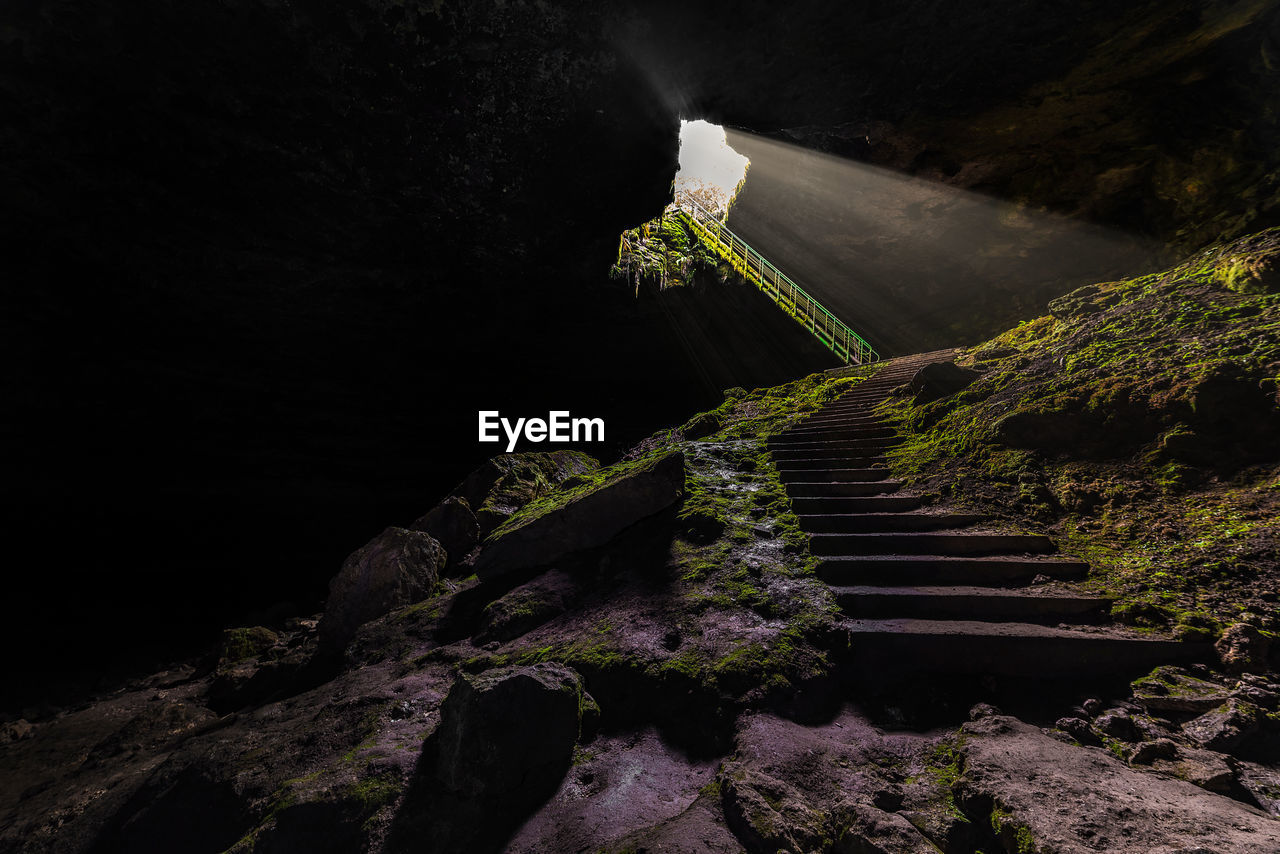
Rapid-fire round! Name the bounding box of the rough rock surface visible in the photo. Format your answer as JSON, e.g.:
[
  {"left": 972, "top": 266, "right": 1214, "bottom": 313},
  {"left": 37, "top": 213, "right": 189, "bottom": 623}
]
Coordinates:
[
  {"left": 319, "top": 527, "right": 446, "bottom": 650},
  {"left": 958, "top": 715, "right": 1280, "bottom": 853},
  {"left": 715, "top": 708, "right": 966, "bottom": 854},
  {"left": 1181, "top": 698, "right": 1263, "bottom": 753},
  {"left": 506, "top": 727, "right": 724, "bottom": 853},
  {"left": 386, "top": 663, "right": 584, "bottom": 853},
  {"left": 474, "top": 569, "right": 575, "bottom": 645},
  {"left": 432, "top": 663, "right": 583, "bottom": 799},
  {"left": 1132, "top": 665, "right": 1237, "bottom": 714},
  {"left": 909, "top": 361, "right": 983, "bottom": 405},
  {"left": 474, "top": 450, "right": 685, "bottom": 579},
  {"left": 452, "top": 451, "right": 601, "bottom": 537},
  {"left": 410, "top": 496, "right": 480, "bottom": 573},
  {"left": 1218, "top": 621, "right": 1274, "bottom": 674}
]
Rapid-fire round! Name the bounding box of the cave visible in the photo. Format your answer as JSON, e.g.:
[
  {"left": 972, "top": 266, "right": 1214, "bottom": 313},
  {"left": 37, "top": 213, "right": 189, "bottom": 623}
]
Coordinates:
[{"left": 3, "top": 1, "right": 1280, "bottom": 851}]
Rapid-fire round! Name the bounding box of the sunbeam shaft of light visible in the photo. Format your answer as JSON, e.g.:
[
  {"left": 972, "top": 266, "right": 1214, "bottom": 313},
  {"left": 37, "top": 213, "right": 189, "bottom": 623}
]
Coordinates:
[{"left": 722, "top": 129, "right": 1171, "bottom": 356}]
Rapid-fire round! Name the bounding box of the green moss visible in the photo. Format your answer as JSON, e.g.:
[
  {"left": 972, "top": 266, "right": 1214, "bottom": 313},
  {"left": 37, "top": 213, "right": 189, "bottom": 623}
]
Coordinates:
[
  {"left": 346, "top": 775, "right": 401, "bottom": 813},
  {"left": 877, "top": 228, "right": 1280, "bottom": 634},
  {"left": 488, "top": 449, "right": 682, "bottom": 542},
  {"left": 990, "top": 805, "right": 1039, "bottom": 854},
  {"left": 219, "top": 626, "right": 279, "bottom": 664}
]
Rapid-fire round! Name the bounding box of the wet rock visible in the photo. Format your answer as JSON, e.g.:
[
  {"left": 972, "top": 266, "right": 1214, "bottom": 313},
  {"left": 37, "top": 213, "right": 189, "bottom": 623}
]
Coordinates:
[
  {"left": 319, "top": 527, "right": 446, "bottom": 651},
  {"left": 1181, "top": 698, "right": 1262, "bottom": 753},
  {"left": 1216, "top": 622, "right": 1272, "bottom": 674},
  {"left": 410, "top": 496, "right": 480, "bottom": 573},
  {"left": 1129, "top": 738, "right": 1178, "bottom": 765},
  {"left": 474, "top": 451, "right": 684, "bottom": 580},
  {"left": 1131, "top": 665, "right": 1234, "bottom": 714},
  {"left": 909, "top": 361, "right": 983, "bottom": 405},
  {"left": 1081, "top": 698, "right": 1103, "bottom": 716}
]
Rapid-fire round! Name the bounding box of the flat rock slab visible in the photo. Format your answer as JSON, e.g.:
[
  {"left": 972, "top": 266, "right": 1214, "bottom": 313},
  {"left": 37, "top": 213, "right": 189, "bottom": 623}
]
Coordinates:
[
  {"left": 958, "top": 715, "right": 1280, "bottom": 853},
  {"left": 505, "top": 727, "right": 724, "bottom": 853},
  {"left": 845, "top": 618, "right": 1212, "bottom": 676},
  {"left": 474, "top": 450, "right": 684, "bottom": 580}
]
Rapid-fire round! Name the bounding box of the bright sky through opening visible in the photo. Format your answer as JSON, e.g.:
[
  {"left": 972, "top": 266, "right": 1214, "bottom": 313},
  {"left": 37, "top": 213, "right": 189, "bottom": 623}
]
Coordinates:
[{"left": 674, "top": 120, "right": 749, "bottom": 217}]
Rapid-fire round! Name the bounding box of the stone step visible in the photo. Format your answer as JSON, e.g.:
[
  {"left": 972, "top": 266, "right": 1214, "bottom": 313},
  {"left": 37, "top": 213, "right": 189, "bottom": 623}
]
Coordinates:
[
  {"left": 818, "top": 555, "right": 1089, "bottom": 585},
  {"left": 810, "top": 532, "right": 1054, "bottom": 556},
  {"left": 822, "top": 395, "right": 891, "bottom": 403},
  {"left": 768, "top": 436, "right": 902, "bottom": 451},
  {"left": 776, "top": 455, "right": 889, "bottom": 470},
  {"left": 798, "top": 512, "right": 982, "bottom": 533},
  {"left": 818, "top": 399, "right": 891, "bottom": 410},
  {"left": 793, "top": 420, "right": 886, "bottom": 432},
  {"left": 774, "top": 427, "right": 897, "bottom": 442},
  {"left": 842, "top": 619, "right": 1212, "bottom": 677},
  {"left": 784, "top": 420, "right": 895, "bottom": 433},
  {"left": 790, "top": 495, "right": 925, "bottom": 514},
  {"left": 778, "top": 467, "right": 891, "bottom": 484},
  {"left": 796, "top": 413, "right": 885, "bottom": 426},
  {"left": 831, "top": 585, "right": 1111, "bottom": 623},
  {"left": 770, "top": 443, "right": 898, "bottom": 461},
  {"left": 786, "top": 480, "right": 905, "bottom": 498}
]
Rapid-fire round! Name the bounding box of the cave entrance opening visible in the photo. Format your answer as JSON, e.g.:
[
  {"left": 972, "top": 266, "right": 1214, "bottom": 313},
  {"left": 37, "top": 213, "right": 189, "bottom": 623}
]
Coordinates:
[
  {"left": 611, "top": 120, "right": 749, "bottom": 293},
  {"left": 673, "top": 119, "right": 750, "bottom": 217}
]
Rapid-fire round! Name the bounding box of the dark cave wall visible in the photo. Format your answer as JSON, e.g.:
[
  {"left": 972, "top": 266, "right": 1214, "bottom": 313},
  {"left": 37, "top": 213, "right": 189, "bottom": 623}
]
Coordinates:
[
  {"left": 633, "top": 0, "right": 1280, "bottom": 249},
  {"left": 4, "top": 0, "right": 1280, "bottom": 702}
]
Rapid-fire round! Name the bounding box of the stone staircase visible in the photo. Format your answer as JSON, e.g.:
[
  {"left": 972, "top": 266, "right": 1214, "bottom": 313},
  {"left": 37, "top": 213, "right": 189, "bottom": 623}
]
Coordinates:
[{"left": 773, "top": 351, "right": 1213, "bottom": 677}]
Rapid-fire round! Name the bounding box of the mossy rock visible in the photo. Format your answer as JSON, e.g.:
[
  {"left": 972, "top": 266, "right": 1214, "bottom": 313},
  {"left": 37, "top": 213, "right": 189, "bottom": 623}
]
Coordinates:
[{"left": 219, "top": 626, "right": 280, "bottom": 665}]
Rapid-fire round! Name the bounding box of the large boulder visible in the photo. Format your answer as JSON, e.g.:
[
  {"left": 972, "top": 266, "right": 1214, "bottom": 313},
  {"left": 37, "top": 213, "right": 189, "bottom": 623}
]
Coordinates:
[
  {"left": 451, "top": 451, "right": 600, "bottom": 537},
  {"left": 433, "top": 662, "right": 584, "bottom": 799},
  {"left": 410, "top": 496, "right": 480, "bottom": 573},
  {"left": 1132, "top": 666, "right": 1234, "bottom": 714},
  {"left": 318, "top": 527, "right": 446, "bottom": 650},
  {"left": 473, "top": 450, "right": 684, "bottom": 580},
  {"left": 908, "top": 361, "right": 982, "bottom": 405},
  {"left": 1216, "top": 622, "right": 1272, "bottom": 674},
  {"left": 1181, "top": 698, "right": 1262, "bottom": 753},
  {"left": 386, "top": 663, "right": 584, "bottom": 853}
]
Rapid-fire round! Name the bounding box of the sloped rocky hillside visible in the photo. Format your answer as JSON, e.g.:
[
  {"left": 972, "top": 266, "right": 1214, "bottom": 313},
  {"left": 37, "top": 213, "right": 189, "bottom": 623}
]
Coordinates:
[{"left": 3, "top": 230, "right": 1279, "bottom": 852}]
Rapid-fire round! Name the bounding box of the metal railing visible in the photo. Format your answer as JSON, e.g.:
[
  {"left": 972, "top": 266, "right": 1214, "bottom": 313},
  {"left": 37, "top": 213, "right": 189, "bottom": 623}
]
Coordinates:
[{"left": 674, "top": 200, "right": 878, "bottom": 366}]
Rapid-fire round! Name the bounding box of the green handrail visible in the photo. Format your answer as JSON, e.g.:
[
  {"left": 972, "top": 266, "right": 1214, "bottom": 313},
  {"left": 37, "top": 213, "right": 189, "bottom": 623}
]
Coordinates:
[{"left": 674, "top": 200, "right": 878, "bottom": 365}]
